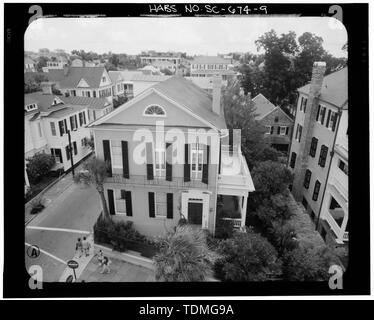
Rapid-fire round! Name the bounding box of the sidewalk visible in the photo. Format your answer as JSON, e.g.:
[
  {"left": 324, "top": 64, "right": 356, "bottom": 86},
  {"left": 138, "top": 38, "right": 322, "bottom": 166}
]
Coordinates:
[{"left": 79, "top": 256, "right": 155, "bottom": 282}]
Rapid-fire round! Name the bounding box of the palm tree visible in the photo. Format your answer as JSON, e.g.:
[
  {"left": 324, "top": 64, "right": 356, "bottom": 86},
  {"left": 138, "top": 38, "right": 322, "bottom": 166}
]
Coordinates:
[
  {"left": 74, "top": 157, "right": 111, "bottom": 221},
  {"left": 153, "top": 225, "right": 216, "bottom": 281}
]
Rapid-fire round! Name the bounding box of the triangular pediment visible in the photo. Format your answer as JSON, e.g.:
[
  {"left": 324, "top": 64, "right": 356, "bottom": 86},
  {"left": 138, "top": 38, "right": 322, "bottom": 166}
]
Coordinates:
[{"left": 77, "top": 78, "right": 90, "bottom": 88}]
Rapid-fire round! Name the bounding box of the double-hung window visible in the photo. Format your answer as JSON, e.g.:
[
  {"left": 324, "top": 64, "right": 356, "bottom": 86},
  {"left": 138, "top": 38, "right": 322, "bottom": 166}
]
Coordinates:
[
  {"left": 318, "top": 145, "right": 328, "bottom": 167},
  {"left": 155, "top": 192, "right": 167, "bottom": 218},
  {"left": 155, "top": 145, "right": 166, "bottom": 178},
  {"left": 265, "top": 126, "right": 272, "bottom": 134},
  {"left": 317, "top": 105, "right": 326, "bottom": 125},
  {"left": 115, "top": 189, "right": 127, "bottom": 215},
  {"left": 309, "top": 137, "right": 318, "bottom": 157},
  {"left": 191, "top": 143, "right": 203, "bottom": 180},
  {"left": 50, "top": 122, "right": 56, "bottom": 136},
  {"left": 304, "top": 169, "right": 312, "bottom": 189},
  {"left": 279, "top": 126, "right": 287, "bottom": 135},
  {"left": 312, "top": 180, "right": 321, "bottom": 201}
]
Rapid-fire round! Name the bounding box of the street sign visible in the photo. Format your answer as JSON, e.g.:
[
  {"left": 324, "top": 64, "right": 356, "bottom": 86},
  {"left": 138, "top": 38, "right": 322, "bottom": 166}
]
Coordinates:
[
  {"left": 67, "top": 260, "right": 79, "bottom": 280},
  {"left": 67, "top": 260, "right": 79, "bottom": 269}
]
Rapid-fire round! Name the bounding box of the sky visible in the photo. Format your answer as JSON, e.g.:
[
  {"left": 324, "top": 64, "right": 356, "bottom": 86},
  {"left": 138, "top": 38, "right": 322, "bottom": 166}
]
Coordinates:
[{"left": 25, "top": 17, "right": 347, "bottom": 57}]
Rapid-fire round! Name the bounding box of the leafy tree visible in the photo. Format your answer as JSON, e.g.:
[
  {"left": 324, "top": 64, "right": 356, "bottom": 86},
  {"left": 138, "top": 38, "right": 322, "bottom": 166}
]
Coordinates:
[
  {"left": 109, "top": 53, "right": 119, "bottom": 67},
  {"left": 105, "top": 62, "right": 117, "bottom": 71},
  {"left": 215, "top": 228, "right": 280, "bottom": 281},
  {"left": 153, "top": 225, "right": 214, "bottom": 281},
  {"left": 26, "top": 153, "right": 55, "bottom": 184},
  {"left": 222, "top": 81, "right": 280, "bottom": 170},
  {"left": 24, "top": 73, "right": 48, "bottom": 93},
  {"left": 36, "top": 56, "right": 49, "bottom": 72},
  {"left": 282, "top": 246, "right": 331, "bottom": 281},
  {"left": 73, "top": 157, "right": 111, "bottom": 221}
]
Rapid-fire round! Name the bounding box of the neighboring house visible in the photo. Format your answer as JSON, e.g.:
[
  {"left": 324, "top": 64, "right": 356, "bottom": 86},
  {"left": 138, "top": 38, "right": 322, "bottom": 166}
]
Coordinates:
[
  {"left": 108, "top": 71, "right": 131, "bottom": 100},
  {"left": 60, "top": 95, "right": 114, "bottom": 124},
  {"left": 190, "top": 56, "right": 237, "bottom": 80},
  {"left": 71, "top": 58, "right": 95, "bottom": 67},
  {"left": 47, "top": 66, "right": 115, "bottom": 103},
  {"left": 140, "top": 54, "right": 181, "bottom": 68},
  {"left": 89, "top": 76, "right": 254, "bottom": 237},
  {"left": 252, "top": 93, "right": 294, "bottom": 152},
  {"left": 118, "top": 71, "right": 171, "bottom": 97},
  {"left": 319, "top": 103, "right": 348, "bottom": 245},
  {"left": 288, "top": 62, "right": 348, "bottom": 245},
  {"left": 42, "top": 57, "right": 69, "bottom": 72},
  {"left": 151, "top": 60, "right": 176, "bottom": 73},
  {"left": 24, "top": 56, "right": 37, "bottom": 73},
  {"left": 25, "top": 88, "right": 92, "bottom": 176},
  {"left": 138, "top": 65, "right": 162, "bottom": 75}
]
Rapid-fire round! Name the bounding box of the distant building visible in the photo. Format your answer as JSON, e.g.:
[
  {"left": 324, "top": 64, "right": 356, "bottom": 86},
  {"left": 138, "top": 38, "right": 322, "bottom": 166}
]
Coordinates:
[
  {"left": 140, "top": 53, "right": 181, "bottom": 69},
  {"left": 42, "top": 57, "right": 69, "bottom": 72},
  {"left": 252, "top": 93, "right": 294, "bottom": 152},
  {"left": 71, "top": 58, "right": 95, "bottom": 67},
  {"left": 46, "top": 66, "right": 115, "bottom": 103},
  {"left": 288, "top": 62, "right": 348, "bottom": 246},
  {"left": 151, "top": 60, "right": 176, "bottom": 73},
  {"left": 190, "top": 56, "right": 237, "bottom": 80},
  {"left": 24, "top": 56, "right": 37, "bottom": 73}
]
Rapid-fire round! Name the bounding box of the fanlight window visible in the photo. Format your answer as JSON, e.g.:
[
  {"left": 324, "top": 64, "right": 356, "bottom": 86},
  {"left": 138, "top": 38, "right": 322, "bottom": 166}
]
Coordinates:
[{"left": 144, "top": 105, "right": 166, "bottom": 116}]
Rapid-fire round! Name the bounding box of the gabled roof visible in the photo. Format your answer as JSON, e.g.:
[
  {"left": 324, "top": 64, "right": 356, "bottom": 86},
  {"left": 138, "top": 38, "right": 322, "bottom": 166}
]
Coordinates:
[
  {"left": 24, "top": 92, "right": 64, "bottom": 113},
  {"left": 47, "top": 67, "right": 108, "bottom": 89},
  {"left": 60, "top": 96, "right": 110, "bottom": 110},
  {"left": 252, "top": 93, "right": 276, "bottom": 120},
  {"left": 91, "top": 76, "right": 227, "bottom": 130},
  {"left": 108, "top": 71, "right": 123, "bottom": 84},
  {"left": 298, "top": 67, "right": 348, "bottom": 107},
  {"left": 152, "top": 76, "right": 226, "bottom": 129},
  {"left": 192, "top": 56, "right": 231, "bottom": 64}
]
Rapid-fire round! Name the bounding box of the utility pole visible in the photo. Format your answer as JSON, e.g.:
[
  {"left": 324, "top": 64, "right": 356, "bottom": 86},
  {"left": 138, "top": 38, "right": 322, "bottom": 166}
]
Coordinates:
[{"left": 67, "top": 130, "right": 75, "bottom": 177}]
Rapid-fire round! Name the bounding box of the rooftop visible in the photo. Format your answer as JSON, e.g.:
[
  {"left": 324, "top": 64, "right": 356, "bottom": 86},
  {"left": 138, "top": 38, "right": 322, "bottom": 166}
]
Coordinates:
[
  {"left": 192, "top": 56, "right": 231, "bottom": 64},
  {"left": 298, "top": 67, "right": 348, "bottom": 108},
  {"left": 152, "top": 76, "right": 226, "bottom": 129},
  {"left": 252, "top": 93, "right": 276, "bottom": 119},
  {"left": 60, "top": 95, "right": 110, "bottom": 110},
  {"left": 47, "top": 66, "right": 107, "bottom": 89}
]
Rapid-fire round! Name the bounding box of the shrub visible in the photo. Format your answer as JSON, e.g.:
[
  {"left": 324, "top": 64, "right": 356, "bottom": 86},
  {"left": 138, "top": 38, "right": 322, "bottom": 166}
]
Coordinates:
[
  {"left": 26, "top": 153, "right": 55, "bottom": 185},
  {"left": 153, "top": 225, "right": 214, "bottom": 281},
  {"left": 215, "top": 218, "right": 235, "bottom": 239},
  {"left": 215, "top": 228, "right": 280, "bottom": 281},
  {"left": 93, "top": 216, "right": 147, "bottom": 252}
]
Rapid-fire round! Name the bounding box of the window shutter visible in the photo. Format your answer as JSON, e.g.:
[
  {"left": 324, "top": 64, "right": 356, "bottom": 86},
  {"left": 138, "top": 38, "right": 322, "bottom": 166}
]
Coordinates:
[
  {"left": 202, "top": 145, "right": 210, "bottom": 184},
  {"left": 107, "top": 189, "right": 115, "bottom": 215},
  {"left": 166, "top": 142, "right": 172, "bottom": 181},
  {"left": 83, "top": 112, "right": 86, "bottom": 125},
  {"left": 332, "top": 112, "right": 338, "bottom": 131},
  {"left": 321, "top": 108, "right": 326, "bottom": 125},
  {"left": 125, "top": 191, "right": 132, "bottom": 216},
  {"left": 70, "top": 116, "right": 74, "bottom": 131},
  {"left": 146, "top": 142, "right": 154, "bottom": 180},
  {"left": 73, "top": 141, "right": 77, "bottom": 155},
  {"left": 326, "top": 110, "right": 331, "bottom": 128},
  {"left": 286, "top": 127, "right": 289, "bottom": 135},
  {"left": 103, "top": 140, "right": 112, "bottom": 177},
  {"left": 148, "top": 192, "right": 155, "bottom": 218},
  {"left": 270, "top": 126, "right": 274, "bottom": 134},
  {"left": 59, "top": 121, "right": 64, "bottom": 136},
  {"left": 316, "top": 105, "right": 321, "bottom": 121},
  {"left": 65, "top": 146, "right": 70, "bottom": 160},
  {"left": 166, "top": 193, "right": 173, "bottom": 219},
  {"left": 121, "top": 141, "right": 129, "bottom": 179},
  {"left": 300, "top": 97, "right": 304, "bottom": 111},
  {"left": 184, "top": 144, "right": 190, "bottom": 182}
]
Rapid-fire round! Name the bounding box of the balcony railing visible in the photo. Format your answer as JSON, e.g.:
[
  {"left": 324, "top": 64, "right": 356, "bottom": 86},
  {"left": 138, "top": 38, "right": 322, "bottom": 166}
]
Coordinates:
[
  {"left": 220, "top": 217, "right": 242, "bottom": 229},
  {"left": 105, "top": 174, "right": 209, "bottom": 189}
]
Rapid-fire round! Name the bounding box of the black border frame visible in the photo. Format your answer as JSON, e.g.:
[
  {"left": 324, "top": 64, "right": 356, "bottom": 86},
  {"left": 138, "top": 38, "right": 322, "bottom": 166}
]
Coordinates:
[{"left": 3, "top": 2, "right": 369, "bottom": 298}]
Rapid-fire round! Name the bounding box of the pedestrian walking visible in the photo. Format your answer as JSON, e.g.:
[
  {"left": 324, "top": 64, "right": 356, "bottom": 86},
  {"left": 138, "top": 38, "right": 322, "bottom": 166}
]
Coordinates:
[
  {"left": 95, "top": 249, "right": 104, "bottom": 264},
  {"left": 100, "top": 256, "right": 111, "bottom": 274},
  {"left": 75, "top": 238, "right": 83, "bottom": 258},
  {"left": 82, "top": 236, "right": 91, "bottom": 257}
]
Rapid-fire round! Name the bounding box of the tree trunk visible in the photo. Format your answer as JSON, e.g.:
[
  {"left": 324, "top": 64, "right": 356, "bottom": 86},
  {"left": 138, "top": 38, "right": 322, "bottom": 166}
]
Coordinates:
[{"left": 98, "top": 190, "right": 110, "bottom": 221}]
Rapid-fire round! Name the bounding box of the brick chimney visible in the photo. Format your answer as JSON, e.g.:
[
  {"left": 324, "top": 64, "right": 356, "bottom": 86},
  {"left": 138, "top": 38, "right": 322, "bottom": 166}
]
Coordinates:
[
  {"left": 212, "top": 75, "right": 222, "bottom": 115},
  {"left": 41, "top": 82, "right": 55, "bottom": 95},
  {"left": 292, "top": 61, "right": 326, "bottom": 201}
]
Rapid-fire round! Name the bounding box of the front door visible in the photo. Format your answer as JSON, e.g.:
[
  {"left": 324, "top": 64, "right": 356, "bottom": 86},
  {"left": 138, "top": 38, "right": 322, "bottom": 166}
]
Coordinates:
[{"left": 188, "top": 202, "right": 203, "bottom": 225}]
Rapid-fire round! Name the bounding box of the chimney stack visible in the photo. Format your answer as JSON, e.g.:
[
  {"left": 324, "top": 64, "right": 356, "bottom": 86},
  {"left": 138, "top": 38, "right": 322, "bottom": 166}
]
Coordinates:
[
  {"left": 41, "top": 82, "right": 55, "bottom": 95},
  {"left": 212, "top": 75, "right": 222, "bottom": 115},
  {"left": 309, "top": 61, "right": 326, "bottom": 98}
]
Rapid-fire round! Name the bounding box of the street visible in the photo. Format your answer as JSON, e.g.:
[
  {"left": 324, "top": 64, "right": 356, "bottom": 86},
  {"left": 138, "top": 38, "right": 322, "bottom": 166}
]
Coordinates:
[{"left": 25, "top": 175, "right": 101, "bottom": 282}]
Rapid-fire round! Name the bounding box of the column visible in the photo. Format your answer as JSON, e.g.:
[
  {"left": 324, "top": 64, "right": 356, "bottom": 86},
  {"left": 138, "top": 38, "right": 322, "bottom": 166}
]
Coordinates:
[{"left": 241, "top": 194, "right": 248, "bottom": 228}]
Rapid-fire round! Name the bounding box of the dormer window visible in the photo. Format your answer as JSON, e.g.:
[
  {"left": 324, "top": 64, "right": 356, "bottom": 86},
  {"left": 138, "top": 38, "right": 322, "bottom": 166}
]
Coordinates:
[
  {"left": 143, "top": 105, "right": 166, "bottom": 116},
  {"left": 25, "top": 103, "right": 37, "bottom": 112},
  {"left": 102, "top": 76, "right": 106, "bottom": 82}
]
